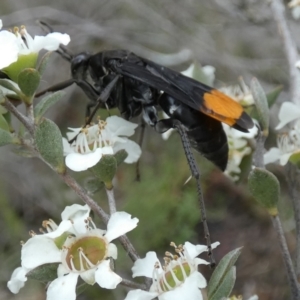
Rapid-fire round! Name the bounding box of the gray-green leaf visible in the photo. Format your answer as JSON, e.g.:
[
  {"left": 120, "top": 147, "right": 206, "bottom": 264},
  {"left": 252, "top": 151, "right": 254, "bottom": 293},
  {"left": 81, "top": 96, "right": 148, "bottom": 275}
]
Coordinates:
[
  {"left": 35, "top": 118, "right": 66, "bottom": 173},
  {"left": 18, "top": 68, "right": 41, "bottom": 98},
  {"left": 34, "top": 91, "right": 66, "bottom": 122},
  {"left": 37, "top": 51, "right": 53, "bottom": 76},
  {"left": 251, "top": 78, "right": 269, "bottom": 136},
  {"left": 27, "top": 263, "right": 59, "bottom": 284},
  {"left": 248, "top": 167, "right": 279, "bottom": 215},
  {"left": 208, "top": 247, "right": 242, "bottom": 300}
]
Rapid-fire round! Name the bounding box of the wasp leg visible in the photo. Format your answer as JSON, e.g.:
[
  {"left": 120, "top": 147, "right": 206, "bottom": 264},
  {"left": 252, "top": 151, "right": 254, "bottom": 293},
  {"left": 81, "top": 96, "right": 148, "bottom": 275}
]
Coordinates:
[
  {"left": 154, "top": 116, "right": 216, "bottom": 267},
  {"left": 68, "top": 75, "right": 121, "bottom": 144}
]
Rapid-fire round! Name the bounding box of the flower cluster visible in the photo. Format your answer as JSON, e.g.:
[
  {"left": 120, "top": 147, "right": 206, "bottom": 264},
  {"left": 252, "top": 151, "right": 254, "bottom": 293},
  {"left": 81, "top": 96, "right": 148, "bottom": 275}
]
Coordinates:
[
  {"left": 0, "top": 19, "right": 70, "bottom": 81},
  {"left": 264, "top": 102, "right": 300, "bottom": 165},
  {"left": 125, "top": 241, "right": 219, "bottom": 300},
  {"left": 63, "top": 116, "right": 142, "bottom": 171},
  {"left": 219, "top": 78, "right": 256, "bottom": 180},
  {"left": 223, "top": 124, "right": 257, "bottom": 181},
  {"left": 8, "top": 204, "right": 139, "bottom": 300}
]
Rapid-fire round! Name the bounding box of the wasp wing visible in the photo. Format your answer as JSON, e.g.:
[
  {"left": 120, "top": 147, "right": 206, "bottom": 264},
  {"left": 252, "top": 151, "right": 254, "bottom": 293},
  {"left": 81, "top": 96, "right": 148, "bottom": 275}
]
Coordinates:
[{"left": 114, "top": 53, "right": 253, "bottom": 132}]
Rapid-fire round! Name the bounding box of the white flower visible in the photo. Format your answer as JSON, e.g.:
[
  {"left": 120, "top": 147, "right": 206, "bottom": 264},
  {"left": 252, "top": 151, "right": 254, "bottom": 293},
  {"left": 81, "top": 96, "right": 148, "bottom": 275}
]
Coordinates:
[
  {"left": 288, "top": 0, "right": 300, "bottom": 19},
  {"left": 8, "top": 204, "right": 139, "bottom": 300},
  {"left": 181, "top": 63, "right": 216, "bottom": 87},
  {"left": 275, "top": 102, "right": 300, "bottom": 130},
  {"left": 264, "top": 102, "right": 300, "bottom": 166},
  {"left": 125, "top": 241, "right": 219, "bottom": 300},
  {"left": 223, "top": 124, "right": 257, "bottom": 181},
  {"left": 0, "top": 19, "right": 70, "bottom": 70},
  {"left": 47, "top": 211, "right": 138, "bottom": 300},
  {"left": 7, "top": 204, "right": 90, "bottom": 294},
  {"left": 63, "top": 116, "right": 142, "bottom": 171},
  {"left": 219, "top": 78, "right": 254, "bottom": 106}
]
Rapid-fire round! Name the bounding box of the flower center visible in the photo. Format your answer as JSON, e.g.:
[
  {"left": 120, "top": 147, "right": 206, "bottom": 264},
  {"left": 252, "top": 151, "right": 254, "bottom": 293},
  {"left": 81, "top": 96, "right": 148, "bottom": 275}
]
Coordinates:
[
  {"left": 153, "top": 242, "right": 193, "bottom": 293},
  {"left": 65, "top": 236, "right": 107, "bottom": 272},
  {"left": 159, "top": 261, "right": 191, "bottom": 292}
]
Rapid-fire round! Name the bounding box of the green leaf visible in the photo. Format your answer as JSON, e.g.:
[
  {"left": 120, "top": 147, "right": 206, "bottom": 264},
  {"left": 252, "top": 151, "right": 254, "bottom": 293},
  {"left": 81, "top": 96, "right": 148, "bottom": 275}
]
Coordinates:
[
  {"left": 251, "top": 78, "right": 269, "bottom": 137},
  {"left": 248, "top": 85, "right": 282, "bottom": 121},
  {"left": 89, "top": 155, "right": 117, "bottom": 188},
  {"left": 34, "top": 91, "right": 66, "bottom": 122},
  {"left": 35, "top": 118, "right": 66, "bottom": 173},
  {"left": 114, "top": 149, "right": 128, "bottom": 166},
  {"left": 84, "top": 177, "right": 105, "bottom": 194},
  {"left": 37, "top": 51, "right": 53, "bottom": 76},
  {"left": 12, "top": 146, "right": 36, "bottom": 158},
  {"left": 18, "top": 68, "right": 41, "bottom": 99},
  {"left": 0, "top": 114, "right": 9, "bottom": 131},
  {"left": 248, "top": 167, "right": 279, "bottom": 215},
  {"left": 27, "top": 263, "right": 59, "bottom": 284},
  {"left": 0, "top": 128, "right": 13, "bottom": 146},
  {"left": 208, "top": 248, "right": 242, "bottom": 300},
  {"left": 266, "top": 85, "right": 282, "bottom": 108},
  {"left": 209, "top": 267, "right": 236, "bottom": 300},
  {"left": 0, "top": 79, "right": 22, "bottom": 97}
]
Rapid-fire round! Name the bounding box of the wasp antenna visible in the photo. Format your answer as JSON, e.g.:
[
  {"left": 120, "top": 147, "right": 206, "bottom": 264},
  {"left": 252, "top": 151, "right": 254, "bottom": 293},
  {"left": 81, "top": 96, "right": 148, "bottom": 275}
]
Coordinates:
[
  {"left": 56, "top": 47, "right": 73, "bottom": 62},
  {"left": 36, "top": 20, "right": 73, "bottom": 62},
  {"left": 36, "top": 20, "right": 54, "bottom": 33}
]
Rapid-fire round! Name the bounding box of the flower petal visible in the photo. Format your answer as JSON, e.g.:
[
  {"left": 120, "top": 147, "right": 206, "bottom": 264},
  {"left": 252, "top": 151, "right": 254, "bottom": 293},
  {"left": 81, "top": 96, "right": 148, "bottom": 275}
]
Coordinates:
[
  {"left": 80, "top": 269, "right": 96, "bottom": 285},
  {"left": 61, "top": 204, "right": 91, "bottom": 234},
  {"left": 276, "top": 102, "right": 300, "bottom": 130},
  {"left": 65, "top": 148, "right": 103, "bottom": 171},
  {"left": 47, "top": 273, "right": 78, "bottom": 300},
  {"left": 31, "top": 33, "right": 70, "bottom": 52},
  {"left": 95, "top": 260, "right": 122, "bottom": 289},
  {"left": 132, "top": 251, "right": 159, "bottom": 278},
  {"left": 160, "top": 272, "right": 205, "bottom": 300},
  {"left": 105, "top": 211, "right": 139, "bottom": 242},
  {"left": 22, "top": 236, "right": 61, "bottom": 269},
  {"left": 264, "top": 147, "right": 281, "bottom": 165},
  {"left": 125, "top": 289, "right": 158, "bottom": 300},
  {"left": 0, "top": 31, "right": 19, "bottom": 69},
  {"left": 279, "top": 152, "right": 293, "bottom": 166},
  {"left": 113, "top": 139, "right": 142, "bottom": 163},
  {"left": 107, "top": 242, "right": 118, "bottom": 259},
  {"left": 106, "top": 116, "right": 138, "bottom": 136},
  {"left": 7, "top": 267, "right": 28, "bottom": 294},
  {"left": 44, "top": 220, "right": 73, "bottom": 238}
]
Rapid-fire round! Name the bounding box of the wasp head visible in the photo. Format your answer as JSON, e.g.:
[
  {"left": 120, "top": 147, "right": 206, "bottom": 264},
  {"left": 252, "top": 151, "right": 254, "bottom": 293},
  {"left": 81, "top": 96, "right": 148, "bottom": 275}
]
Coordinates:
[{"left": 71, "top": 52, "right": 91, "bottom": 80}]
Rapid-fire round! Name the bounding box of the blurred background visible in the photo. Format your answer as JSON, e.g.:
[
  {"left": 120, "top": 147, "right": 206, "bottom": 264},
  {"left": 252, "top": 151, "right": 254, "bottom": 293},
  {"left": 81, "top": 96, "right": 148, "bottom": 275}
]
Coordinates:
[{"left": 0, "top": 0, "right": 297, "bottom": 299}]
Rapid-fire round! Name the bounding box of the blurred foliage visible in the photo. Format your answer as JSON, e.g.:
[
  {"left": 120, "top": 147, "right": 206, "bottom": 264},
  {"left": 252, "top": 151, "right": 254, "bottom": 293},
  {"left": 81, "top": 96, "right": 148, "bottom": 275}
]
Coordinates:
[{"left": 0, "top": 0, "right": 297, "bottom": 299}]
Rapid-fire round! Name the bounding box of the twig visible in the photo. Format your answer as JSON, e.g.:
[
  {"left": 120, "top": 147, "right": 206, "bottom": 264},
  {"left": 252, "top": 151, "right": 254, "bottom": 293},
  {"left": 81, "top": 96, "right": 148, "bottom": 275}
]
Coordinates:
[
  {"left": 285, "top": 164, "right": 300, "bottom": 280},
  {"left": 272, "top": 215, "right": 300, "bottom": 299},
  {"left": 121, "top": 278, "right": 146, "bottom": 290},
  {"left": 26, "top": 103, "right": 34, "bottom": 123},
  {"left": 270, "top": 0, "right": 300, "bottom": 106},
  {"left": 270, "top": 0, "right": 300, "bottom": 291},
  {"left": 253, "top": 129, "right": 266, "bottom": 168},
  {"left": 3, "top": 99, "right": 35, "bottom": 136},
  {"left": 60, "top": 172, "right": 109, "bottom": 222},
  {"left": 106, "top": 187, "right": 117, "bottom": 214}
]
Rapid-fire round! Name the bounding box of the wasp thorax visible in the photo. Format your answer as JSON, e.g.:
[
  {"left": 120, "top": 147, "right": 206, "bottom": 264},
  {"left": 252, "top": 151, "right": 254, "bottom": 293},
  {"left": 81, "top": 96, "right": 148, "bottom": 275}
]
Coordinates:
[{"left": 64, "top": 236, "right": 107, "bottom": 272}]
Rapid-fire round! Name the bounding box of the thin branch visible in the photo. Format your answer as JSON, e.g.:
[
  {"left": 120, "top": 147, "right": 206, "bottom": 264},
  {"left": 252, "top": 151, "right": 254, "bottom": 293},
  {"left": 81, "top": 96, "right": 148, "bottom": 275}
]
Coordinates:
[
  {"left": 121, "top": 278, "right": 146, "bottom": 290},
  {"left": 272, "top": 215, "right": 300, "bottom": 299},
  {"left": 106, "top": 187, "right": 117, "bottom": 214},
  {"left": 285, "top": 164, "right": 300, "bottom": 280},
  {"left": 60, "top": 172, "right": 109, "bottom": 222},
  {"left": 270, "top": 0, "right": 300, "bottom": 106},
  {"left": 253, "top": 129, "right": 266, "bottom": 168},
  {"left": 3, "top": 99, "right": 35, "bottom": 136}
]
